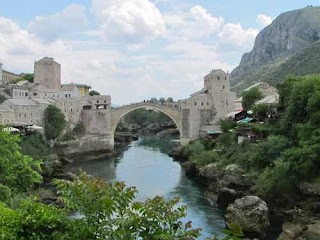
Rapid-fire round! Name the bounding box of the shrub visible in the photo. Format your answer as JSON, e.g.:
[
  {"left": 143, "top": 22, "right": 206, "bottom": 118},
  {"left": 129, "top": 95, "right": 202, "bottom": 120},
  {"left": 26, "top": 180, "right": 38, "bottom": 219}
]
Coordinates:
[
  {"left": 253, "top": 103, "right": 269, "bottom": 121},
  {"left": 190, "top": 151, "right": 220, "bottom": 166},
  {"left": 256, "top": 159, "right": 294, "bottom": 198},
  {"left": 183, "top": 141, "right": 205, "bottom": 158},
  {"left": 220, "top": 120, "right": 235, "bottom": 133}
]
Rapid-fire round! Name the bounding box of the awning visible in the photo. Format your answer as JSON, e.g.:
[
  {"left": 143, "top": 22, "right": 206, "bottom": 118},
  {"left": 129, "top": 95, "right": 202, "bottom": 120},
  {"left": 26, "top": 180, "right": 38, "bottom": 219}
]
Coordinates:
[
  {"left": 237, "top": 117, "right": 254, "bottom": 124},
  {"left": 3, "top": 127, "right": 20, "bottom": 132},
  {"left": 26, "top": 125, "right": 43, "bottom": 130},
  {"left": 225, "top": 110, "right": 244, "bottom": 118},
  {"left": 207, "top": 130, "right": 222, "bottom": 135}
]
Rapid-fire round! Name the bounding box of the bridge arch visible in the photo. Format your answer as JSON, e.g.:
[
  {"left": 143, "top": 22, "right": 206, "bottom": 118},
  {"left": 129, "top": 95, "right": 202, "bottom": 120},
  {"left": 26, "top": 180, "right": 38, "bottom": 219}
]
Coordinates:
[{"left": 111, "top": 103, "right": 183, "bottom": 136}]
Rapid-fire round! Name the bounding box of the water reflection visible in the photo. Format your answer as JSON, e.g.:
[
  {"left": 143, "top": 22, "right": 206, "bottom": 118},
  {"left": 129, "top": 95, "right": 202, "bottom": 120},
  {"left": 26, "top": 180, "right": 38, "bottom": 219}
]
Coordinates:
[{"left": 63, "top": 136, "right": 225, "bottom": 239}]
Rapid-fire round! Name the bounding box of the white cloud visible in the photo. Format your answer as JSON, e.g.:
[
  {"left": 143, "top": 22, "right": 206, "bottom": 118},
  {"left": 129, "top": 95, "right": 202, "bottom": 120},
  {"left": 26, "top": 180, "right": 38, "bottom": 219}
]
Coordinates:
[
  {"left": 218, "top": 23, "right": 259, "bottom": 49},
  {"left": 256, "top": 14, "right": 274, "bottom": 28},
  {"left": 27, "top": 4, "right": 87, "bottom": 42},
  {"left": 91, "top": 0, "right": 166, "bottom": 44},
  {"left": 165, "top": 6, "right": 223, "bottom": 41}
]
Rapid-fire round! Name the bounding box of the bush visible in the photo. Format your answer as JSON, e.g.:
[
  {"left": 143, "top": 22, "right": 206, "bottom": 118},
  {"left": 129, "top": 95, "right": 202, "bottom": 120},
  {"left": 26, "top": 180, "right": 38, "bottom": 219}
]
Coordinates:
[
  {"left": 183, "top": 141, "right": 205, "bottom": 158},
  {"left": 220, "top": 120, "right": 235, "bottom": 133},
  {"left": 20, "top": 133, "right": 51, "bottom": 162},
  {"left": 190, "top": 151, "right": 220, "bottom": 166},
  {"left": 256, "top": 159, "right": 294, "bottom": 198},
  {"left": 253, "top": 103, "right": 269, "bottom": 121}
]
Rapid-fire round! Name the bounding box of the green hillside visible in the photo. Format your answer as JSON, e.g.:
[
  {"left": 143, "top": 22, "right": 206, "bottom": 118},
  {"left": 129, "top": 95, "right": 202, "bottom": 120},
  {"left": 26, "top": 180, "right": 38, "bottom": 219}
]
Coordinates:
[{"left": 233, "top": 40, "right": 320, "bottom": 93}]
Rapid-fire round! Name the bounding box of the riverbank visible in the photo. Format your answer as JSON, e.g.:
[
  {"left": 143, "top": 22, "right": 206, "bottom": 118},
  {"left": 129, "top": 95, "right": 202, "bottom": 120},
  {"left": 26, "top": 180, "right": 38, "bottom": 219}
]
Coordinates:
[{"left": 170, "top": 143, "right": 320, "bottom": 240}]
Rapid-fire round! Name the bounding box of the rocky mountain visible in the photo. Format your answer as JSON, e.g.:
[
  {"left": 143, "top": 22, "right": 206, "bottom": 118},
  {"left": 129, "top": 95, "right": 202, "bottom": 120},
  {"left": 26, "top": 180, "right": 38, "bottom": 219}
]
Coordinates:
[{"left": 231, "top": 6, "right": 320, "bottom": 92}]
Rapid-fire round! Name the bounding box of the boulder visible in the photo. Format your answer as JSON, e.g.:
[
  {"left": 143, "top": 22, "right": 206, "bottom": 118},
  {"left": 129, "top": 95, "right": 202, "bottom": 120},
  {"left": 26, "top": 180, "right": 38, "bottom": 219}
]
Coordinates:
[
  {"left": 226, "top": 196, "right": 270, "bottom": 238},
  {"left": 277, "top": 222, "right": 304, "bottom": 240},
  {"left": 220, "top": 164, "right": 253, "bottom": 191},
  {"left": 217, "top": 187, "right": 239, "bottom": 207},
  {"left": 298, "top": 182, "right": 320, "bottom": 197},
  {"left": 198, "top": 163, "right": 221, "bottom": 182},
  {"left": 182, "top": 161, "right": 199, "bottom": 177}
]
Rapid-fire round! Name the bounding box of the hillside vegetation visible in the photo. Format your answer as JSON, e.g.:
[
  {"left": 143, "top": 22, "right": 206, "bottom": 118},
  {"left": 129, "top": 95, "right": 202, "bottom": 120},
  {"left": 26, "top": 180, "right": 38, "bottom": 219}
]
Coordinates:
[
  {"left": 233, "top": 40, "right": 320, "bottom": 92},
  {"left": 231, "top": 6, "right": 320, "bottom": 92}
]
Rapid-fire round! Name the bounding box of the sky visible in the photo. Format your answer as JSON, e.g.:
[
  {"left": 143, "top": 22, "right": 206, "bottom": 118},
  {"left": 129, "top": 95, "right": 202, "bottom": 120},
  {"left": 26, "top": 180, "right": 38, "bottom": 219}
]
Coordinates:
[{"left": 0, "top": 0, "right": 319, "bottom": 104}]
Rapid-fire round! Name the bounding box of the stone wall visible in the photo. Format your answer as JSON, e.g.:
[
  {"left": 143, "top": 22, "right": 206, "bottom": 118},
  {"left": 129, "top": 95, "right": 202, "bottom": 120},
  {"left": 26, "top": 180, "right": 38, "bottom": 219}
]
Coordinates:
[{"left": 54, "top": 134, "right": 114, "bottom": 158}]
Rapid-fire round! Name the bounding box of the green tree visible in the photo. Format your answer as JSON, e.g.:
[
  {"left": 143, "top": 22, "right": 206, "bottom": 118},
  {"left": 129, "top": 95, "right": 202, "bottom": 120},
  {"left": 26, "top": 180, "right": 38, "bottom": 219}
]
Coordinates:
[
  {"left": 44, "top": 105, "right": 66, "bottom": 140},
  {"left": 0, "top": 126, "right": 42, "bottom": 197},
  {"left": 167, "top": 97, "right": 174, "bottom": 102},
  {"left": 253, "top": 103, "right": 269, "bottom": 121},
  {"left": 159, "top": 97, "right": 166, "bottom": 104},
  {"left": 150, "top": 97, "right": 158, "bottom": 103},
  {"left": 89, "top": 90, "right": 100, "bottom": 96},
  {"left": 242, "top": 87, "right": 263, "bottom": 110},
  {"left": 54, "top": 173, "right": 202, "bottom": 240}
]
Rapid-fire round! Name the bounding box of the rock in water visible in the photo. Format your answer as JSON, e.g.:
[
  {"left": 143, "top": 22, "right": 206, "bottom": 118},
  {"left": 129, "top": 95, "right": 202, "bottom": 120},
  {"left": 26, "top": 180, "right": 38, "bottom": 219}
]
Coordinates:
[
  {"left": 217, "top": 187, "right": 239, "bottom": 207},
  {"left": 226, "top": 196, "right": 270, "bottom": 238}
]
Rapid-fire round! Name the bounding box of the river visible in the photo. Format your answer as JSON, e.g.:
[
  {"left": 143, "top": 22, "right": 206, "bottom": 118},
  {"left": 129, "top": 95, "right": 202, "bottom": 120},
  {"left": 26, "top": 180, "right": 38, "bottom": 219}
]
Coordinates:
[{"left": 63, "top": 136, "right": 226, "bottom": 239}]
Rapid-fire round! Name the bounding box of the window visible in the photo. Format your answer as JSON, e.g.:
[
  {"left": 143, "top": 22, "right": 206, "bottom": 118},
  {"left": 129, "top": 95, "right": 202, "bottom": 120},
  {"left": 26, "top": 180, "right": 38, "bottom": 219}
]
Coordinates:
[
  {"left": 218, "top": 77, "right": 220, "bottom": 80},
  {"left": 194, "top": 102, "right": 197, "bottom": 106},
  {"left": 33, "top": 93, "right": 37, "bottom": 96},
  {"left": 71, "top": 109, "right": 73, "bottom": 112},
  {"left": 225, "top": 77, "right": 227, "bottom": 80},
  {"left": 25, "top": 92, "right": 28, "bottom": 97},
  {"left": 207, "top": 102, "right": 209, "bottom": 106},
  {"left": 223, "top": 85, "right": 225, "bottom": 89},
  {"left": 201, "top": 102, "right": 204, "bottom": 106},
  {"left": 97, "top": 100, "right": 100, "bottom": 103},
  {"left": 65, "top": 94, "right": 68, "bottom": 98}
]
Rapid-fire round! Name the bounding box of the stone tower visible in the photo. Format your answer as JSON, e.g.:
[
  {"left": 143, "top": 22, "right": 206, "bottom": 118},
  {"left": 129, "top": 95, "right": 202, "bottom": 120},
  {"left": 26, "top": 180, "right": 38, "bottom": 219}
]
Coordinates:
[
  {"left": 34, "top": 57, "right": 61, "bottom": 89},
  {"left": 204, "top": 69, "right": 236, "bottom": 119}
]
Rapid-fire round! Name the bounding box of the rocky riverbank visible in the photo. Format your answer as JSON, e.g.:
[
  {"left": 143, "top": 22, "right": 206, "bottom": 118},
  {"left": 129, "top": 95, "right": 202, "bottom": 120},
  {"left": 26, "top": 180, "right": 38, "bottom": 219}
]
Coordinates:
[{"left": 171, "top": 146, "right": 320, "bottom": 240}]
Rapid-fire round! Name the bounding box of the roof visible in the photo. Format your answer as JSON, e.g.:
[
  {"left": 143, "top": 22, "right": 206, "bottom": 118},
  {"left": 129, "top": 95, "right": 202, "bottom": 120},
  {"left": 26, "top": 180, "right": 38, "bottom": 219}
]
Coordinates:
[
  {"left": 0, "top": 106, "right": 14, "bottom": 112},
  {"left": 207, "top": 69, "right": 228, "bottom": 75},
  {"left": 2, "top": 70, "right": 20, "bottom": 77},
  {"left": 62, "top": 83, "right": 91, "bottom": 89},
  {"left": 16, "top": 80, "right": 29, "bottom": 87},
  {"left": 32, "top": 98, "right": 56, "bottom": 105},
  {"left": 256, "top": 94, "right": 279, "bottom": 104},
  {"left": 190, "top": 88, "right": 205, "bottom": 97},
  {"left": 4, "top": 99, "right": 39, "bottom": 106}
]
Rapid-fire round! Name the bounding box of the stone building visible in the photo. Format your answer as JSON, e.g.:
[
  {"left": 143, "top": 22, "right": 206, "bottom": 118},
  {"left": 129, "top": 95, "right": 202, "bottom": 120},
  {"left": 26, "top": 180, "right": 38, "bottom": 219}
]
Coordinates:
[
  {"left": 62, "top": 83, "right": 91, "bottom": 97},
  {"left": 0, "top": 106, "right": 15, "bottom": 125},
  {"left": 2, "top": 99, "right": 43, "bottom": 125},
  {"left": 2, "top": 70, "right": 21, "bottom": 85},
  {"left": 179, "top": 69, "right": 236, "bottom": 138},
  {"left": 34, "top": 57, "right": 61, "bottom": 89},
  {"left": 234, "top": 82, "right": 279, "bottom": 110}
]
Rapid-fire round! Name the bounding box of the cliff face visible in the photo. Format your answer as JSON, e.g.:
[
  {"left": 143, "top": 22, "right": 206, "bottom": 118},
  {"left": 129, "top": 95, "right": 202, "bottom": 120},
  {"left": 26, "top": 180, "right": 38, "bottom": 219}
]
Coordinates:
[{"left": 231, "top": 7, "right": 320, "bottom": 91}]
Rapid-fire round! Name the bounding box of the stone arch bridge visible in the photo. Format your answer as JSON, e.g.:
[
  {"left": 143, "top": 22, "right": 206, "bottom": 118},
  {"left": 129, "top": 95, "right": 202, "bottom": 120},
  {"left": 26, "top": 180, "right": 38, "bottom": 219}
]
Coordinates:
[{"left": 82, "top": 101, "right": 216, "bottom": 150}]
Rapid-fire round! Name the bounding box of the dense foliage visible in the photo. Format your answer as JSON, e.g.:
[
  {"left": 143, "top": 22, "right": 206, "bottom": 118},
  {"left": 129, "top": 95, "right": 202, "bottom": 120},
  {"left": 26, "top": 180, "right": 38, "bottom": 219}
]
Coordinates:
[
  {"left": 12, "top": 73, "right": 34, "bottom": 84},
  {"left": 44, "top": 105, "right": 66, "bottom": 140},
  {"left": 185, "top": 75, "right": 320, "bottom": 198},
  {"left": 241, "top": 87, "right": 263, "bottom": 110},
  {"left": 0, "top": 126, "right": 42, "bottom": 201},
  {"left": 59, "top": 123, "right": 85, "bottom": 141}
]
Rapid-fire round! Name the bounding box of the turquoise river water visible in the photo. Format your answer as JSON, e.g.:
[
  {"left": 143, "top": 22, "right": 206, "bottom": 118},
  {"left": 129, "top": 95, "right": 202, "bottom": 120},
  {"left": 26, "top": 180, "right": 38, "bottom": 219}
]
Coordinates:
[{"left": 63, "top": 136, "right": 226, "bottom": 239}]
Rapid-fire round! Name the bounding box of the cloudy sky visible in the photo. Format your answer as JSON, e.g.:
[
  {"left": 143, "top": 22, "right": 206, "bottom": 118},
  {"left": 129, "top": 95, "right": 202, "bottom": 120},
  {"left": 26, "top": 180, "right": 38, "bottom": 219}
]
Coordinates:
[{"left": 0, "top": 0, "right": 319, "bottom": 104}]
